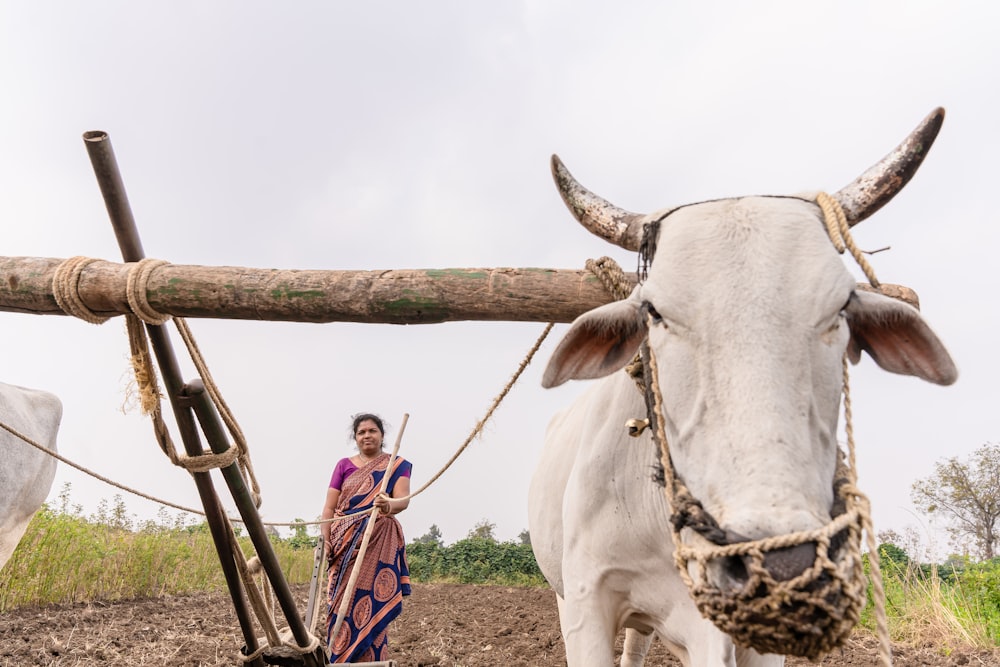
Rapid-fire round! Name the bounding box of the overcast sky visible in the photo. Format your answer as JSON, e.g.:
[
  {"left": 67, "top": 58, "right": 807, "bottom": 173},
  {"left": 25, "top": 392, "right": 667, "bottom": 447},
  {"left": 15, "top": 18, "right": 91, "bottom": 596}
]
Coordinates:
[{"left": 1, "top": 2, "right": 997, "bottom": 558}]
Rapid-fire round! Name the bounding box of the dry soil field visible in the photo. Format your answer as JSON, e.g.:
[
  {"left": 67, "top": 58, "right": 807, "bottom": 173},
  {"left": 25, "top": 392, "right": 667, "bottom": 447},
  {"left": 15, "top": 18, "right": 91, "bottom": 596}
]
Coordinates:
[{"left": 1, "top": 583, "right": 996, "bottom": 666}]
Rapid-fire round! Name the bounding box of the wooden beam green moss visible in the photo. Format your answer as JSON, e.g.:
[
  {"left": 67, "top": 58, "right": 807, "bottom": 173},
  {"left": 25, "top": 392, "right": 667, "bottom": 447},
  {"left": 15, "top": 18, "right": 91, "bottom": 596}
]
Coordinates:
[
  {"left": 268, "top": 287, "right": 326, "bottom": 300},
  {"left": 424, "top": 269, "right": 489, "bottom": 280}
]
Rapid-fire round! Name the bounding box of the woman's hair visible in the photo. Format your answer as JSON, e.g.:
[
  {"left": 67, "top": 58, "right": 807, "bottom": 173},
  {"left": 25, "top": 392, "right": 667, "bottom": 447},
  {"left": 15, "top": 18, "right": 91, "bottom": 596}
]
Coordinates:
[{"left": 350, "top": 412, "right": 386, "bottom": 439}]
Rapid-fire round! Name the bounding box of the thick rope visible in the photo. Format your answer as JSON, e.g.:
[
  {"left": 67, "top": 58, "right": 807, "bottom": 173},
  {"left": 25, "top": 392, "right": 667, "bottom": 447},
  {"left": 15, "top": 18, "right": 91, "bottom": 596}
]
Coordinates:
[
  {"left": 585, "top": 256, "right": 633, "bottom": 300},
  {"left": 821, "top": 193, "right": 891, "bottom": 665},
  {"left": 125, "top": 258, "right": 172, "bottom": 325},
  {"left": 842, "top": 356, "right": 893, "bottom": 667},
  {"left": 173, "top": 317, "right": 262, "bottom": 507},
  {"left": 0, "top": 417, "right": 207, "bottom": 516},
  {"left": 389, "top": 322, "right": 554, "bottom": 504},
  {"left": 816, "top": 192, "right": 881, "bottom": 288},
  {"left": 52, "top": 256, "right": 111, "bottom": 324}
]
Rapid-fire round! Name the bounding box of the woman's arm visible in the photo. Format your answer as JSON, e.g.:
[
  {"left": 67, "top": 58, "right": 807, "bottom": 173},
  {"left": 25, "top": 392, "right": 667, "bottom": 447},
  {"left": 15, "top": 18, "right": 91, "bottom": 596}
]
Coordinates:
[{"left": 320, "top": 487, "right": 341, "bottom": 544}]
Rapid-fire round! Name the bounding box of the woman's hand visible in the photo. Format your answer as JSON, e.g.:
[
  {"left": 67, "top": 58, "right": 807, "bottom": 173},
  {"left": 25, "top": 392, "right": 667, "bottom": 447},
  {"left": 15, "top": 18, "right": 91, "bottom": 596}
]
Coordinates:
[{"left": 374, "top": 493, "right": 392, "bottom": 515}]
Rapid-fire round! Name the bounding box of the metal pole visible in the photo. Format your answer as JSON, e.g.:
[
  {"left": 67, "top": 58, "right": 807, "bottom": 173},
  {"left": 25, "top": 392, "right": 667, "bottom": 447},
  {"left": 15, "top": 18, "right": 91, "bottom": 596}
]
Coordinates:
[
  {"left": 186, "top": 380, "right": 326, "bottom": 666},
  {"left": 82, "top": 131, "right": 266, "bottom": 667}
]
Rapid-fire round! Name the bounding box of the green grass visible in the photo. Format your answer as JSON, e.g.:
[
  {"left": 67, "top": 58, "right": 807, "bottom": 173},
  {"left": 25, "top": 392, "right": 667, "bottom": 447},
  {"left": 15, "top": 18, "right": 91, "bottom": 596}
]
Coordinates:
[{"left": 0, "top": 490, "right": 315, "bottom": 611}]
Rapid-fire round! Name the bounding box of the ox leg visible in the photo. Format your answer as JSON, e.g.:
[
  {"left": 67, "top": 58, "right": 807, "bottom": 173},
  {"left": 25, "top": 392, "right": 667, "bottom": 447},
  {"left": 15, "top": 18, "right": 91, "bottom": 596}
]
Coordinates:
[
  {"left": 736, "top": 646, "right": 784, "bottom": 667},
  {"left": 620, "top": 627, "right": 654, "bottom": 667},
  {"left": 556, "top": 593, "right": 618, "bottom": 666}
]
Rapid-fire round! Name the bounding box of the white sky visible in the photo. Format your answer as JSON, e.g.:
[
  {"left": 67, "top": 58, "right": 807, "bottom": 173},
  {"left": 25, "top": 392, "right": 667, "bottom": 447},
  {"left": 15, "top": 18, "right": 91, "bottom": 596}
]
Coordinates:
[{"left": 1, "top": 2, "right": 997, "bottom": 556}]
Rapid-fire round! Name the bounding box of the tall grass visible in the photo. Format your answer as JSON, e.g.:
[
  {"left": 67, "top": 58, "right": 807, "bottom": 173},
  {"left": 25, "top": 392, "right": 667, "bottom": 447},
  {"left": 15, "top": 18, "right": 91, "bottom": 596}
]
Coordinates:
[
  {"left": 0, "top": 488, "right": 315, "bottom": 611},
  {"left": 859, "top": 549, "right": 1000, "bottom": 651}
]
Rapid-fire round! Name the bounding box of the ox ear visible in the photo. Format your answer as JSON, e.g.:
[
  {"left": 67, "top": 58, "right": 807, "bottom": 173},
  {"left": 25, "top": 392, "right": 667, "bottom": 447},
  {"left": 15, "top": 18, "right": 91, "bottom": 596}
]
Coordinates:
[
  {"left": 542, "top": 298, "right": 647, "bottom": 388},
  {"left": 844, "top": 290, "right": 958, "bottom": 385}
]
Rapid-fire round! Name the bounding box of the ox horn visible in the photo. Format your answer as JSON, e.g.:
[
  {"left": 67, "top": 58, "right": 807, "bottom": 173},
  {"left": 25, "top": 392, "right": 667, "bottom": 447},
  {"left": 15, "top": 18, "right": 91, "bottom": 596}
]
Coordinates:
[
  {"left": 551, "top": 154, "right": 646, "bottom": 251},
  {"left": 834, "top": 107, "right": 945, "bottom": 226}
]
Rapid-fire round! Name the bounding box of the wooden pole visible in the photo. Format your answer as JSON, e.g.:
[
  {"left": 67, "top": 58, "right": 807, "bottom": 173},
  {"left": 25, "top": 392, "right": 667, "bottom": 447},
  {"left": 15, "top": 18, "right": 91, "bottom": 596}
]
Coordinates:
[{"left": 0, "top": 256, "right": 920, "bottom": 324}]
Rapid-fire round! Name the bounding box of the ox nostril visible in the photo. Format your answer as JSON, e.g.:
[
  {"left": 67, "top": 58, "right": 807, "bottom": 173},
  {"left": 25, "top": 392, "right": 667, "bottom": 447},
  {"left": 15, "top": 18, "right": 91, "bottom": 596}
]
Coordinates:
[
  {"left": 721, "top": 555, "right": 749, "bottom": 587},
  {"left": 763, "top": 542, "right": 817, "bottom": 582}
]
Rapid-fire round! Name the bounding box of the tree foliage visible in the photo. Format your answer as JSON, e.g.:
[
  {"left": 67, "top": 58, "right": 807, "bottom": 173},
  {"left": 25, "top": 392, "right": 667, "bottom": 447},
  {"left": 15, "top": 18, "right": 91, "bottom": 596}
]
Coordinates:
[
  {"left": 467, "top": 519, "right": 497, "bottom": 541},
  {"left": 285, "top": 519, "right": 316, "bottom": 550},
  {"left": 413, "top": 524, "right": 444, "bottom": 547},
  {"left": 911, "top": 442, "right": 1000, "bottom": 560}
]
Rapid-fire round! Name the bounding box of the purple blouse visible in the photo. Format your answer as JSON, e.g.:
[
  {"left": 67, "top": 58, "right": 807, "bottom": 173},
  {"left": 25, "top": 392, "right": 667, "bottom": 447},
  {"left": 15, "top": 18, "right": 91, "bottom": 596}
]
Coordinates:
[{"left": 329, "top": 456, "right": 412, "bottom": 490}]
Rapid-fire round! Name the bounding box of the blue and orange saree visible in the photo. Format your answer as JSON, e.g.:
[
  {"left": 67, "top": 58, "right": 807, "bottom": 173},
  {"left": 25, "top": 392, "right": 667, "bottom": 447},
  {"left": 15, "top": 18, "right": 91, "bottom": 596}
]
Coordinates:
[{"left": 325, "top": 453, "right": 411, "bottom": 663}]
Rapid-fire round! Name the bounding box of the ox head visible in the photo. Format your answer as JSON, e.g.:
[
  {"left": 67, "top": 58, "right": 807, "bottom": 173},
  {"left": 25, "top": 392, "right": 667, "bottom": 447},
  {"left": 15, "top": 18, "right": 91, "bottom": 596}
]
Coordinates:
[{"left": 543, "top": 109, "right": 956, "bottom": 595}]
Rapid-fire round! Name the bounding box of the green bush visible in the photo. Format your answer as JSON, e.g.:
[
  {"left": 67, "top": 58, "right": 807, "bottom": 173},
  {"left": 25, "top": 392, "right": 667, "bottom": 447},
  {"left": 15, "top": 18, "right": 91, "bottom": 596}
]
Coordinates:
[{"left": 406, "top": 536, "right": 544, "bottom": 586}]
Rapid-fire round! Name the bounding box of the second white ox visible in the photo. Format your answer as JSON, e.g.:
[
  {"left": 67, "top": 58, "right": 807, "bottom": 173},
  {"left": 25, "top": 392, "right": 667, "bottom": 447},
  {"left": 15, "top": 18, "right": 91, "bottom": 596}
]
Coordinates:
[
  {"left": 528, "top": 108, "right": 957, "bottom": 667},
  {"left": 0, "top": 382, "right": 63, "bottom": 570}
]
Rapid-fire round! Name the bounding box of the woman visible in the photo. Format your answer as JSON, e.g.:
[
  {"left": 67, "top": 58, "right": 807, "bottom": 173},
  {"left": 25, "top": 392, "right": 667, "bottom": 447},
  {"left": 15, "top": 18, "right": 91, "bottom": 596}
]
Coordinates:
[{"left": 320, "top": 413, "right": 412, "bottom": 664}]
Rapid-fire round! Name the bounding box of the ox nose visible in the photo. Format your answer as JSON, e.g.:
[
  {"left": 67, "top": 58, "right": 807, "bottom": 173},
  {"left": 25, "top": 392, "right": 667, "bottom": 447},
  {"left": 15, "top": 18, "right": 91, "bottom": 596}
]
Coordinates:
[
  {"left": 716, "top": 541, "right": 818, "bottom": 591},
  {"left": 762, "top": 542, "right": 817, "bottom": 582}
]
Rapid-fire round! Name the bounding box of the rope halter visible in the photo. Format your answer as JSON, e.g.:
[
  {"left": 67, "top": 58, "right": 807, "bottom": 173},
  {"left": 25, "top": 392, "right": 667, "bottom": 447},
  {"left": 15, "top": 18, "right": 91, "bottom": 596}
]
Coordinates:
[{"left": 630, "top": 193, "right": 892, "bottom": 664}]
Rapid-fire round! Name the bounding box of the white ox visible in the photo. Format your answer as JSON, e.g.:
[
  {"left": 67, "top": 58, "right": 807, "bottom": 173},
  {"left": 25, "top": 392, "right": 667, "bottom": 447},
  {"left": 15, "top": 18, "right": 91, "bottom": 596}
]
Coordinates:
[
  {"left": 528, "top": 108, "right": 957, "bottom": 667},
  {"left": 0, "top": 382, "right": 62, "bottom": 569}
]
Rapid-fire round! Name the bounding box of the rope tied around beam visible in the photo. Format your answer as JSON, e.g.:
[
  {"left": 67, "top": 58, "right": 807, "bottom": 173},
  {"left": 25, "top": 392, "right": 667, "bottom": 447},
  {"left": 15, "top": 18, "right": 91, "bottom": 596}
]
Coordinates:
[
  {"left": 122, "top": 313, "right": 248, "bottom": 480},
  {"left": 125, "top": 258, "right": 173, "bottom": 324},
  {"left": 52, "top": 256, "right": 111, "bottom": 324},
  {"left": 585, "top": 256, "right": 632, "bottom": 300},
  {"left": 52, "top": 256, "right": 175, "bottom": 325}
]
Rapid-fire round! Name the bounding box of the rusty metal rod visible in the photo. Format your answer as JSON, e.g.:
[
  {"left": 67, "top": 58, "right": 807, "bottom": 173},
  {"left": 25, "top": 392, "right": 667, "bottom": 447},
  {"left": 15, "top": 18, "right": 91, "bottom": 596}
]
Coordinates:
[{"left": 82, "top": 131, "right": 268, "bottom": 667}]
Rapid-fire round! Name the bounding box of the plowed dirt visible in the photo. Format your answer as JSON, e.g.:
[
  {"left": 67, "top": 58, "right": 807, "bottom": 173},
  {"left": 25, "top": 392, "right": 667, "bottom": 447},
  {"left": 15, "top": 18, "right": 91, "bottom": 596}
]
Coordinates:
[{"left": 1, "top": 583, "right": 996, "bottom": 666}]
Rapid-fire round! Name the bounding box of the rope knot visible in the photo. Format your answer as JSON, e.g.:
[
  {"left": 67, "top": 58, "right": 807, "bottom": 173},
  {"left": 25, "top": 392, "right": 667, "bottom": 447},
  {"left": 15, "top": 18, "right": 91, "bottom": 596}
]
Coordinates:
[{"left": 585, "top": 256, "right": 633, "bottom": 300}]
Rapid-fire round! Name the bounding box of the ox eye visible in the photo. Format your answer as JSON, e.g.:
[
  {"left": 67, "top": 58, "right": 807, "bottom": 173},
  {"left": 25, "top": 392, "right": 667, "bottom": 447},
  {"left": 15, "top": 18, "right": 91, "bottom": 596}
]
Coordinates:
[{"left": 643, "top": 302, "right": 664, "bottom": 325}]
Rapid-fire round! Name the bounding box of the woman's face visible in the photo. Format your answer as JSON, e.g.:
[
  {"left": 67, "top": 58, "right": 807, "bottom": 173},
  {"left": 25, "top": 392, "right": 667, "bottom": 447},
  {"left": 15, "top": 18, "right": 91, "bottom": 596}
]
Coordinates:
[{"left": 355, "top": 419, "right": 383, "bottom": 456}]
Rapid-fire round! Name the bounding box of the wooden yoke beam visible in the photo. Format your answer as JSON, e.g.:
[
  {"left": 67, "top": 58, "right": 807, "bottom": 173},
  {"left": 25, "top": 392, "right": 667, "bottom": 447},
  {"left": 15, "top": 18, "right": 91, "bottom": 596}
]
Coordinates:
[{"left": 0, "top": 257, "right": 919, "bottom": 324}]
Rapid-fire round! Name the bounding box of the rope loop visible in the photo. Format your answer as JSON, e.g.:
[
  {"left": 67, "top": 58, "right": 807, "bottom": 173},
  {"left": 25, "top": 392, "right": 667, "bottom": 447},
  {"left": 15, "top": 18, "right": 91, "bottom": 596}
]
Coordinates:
[
  {"left": 52, "top": 256, "right": 111, "bottom": 324},
  {"left": 125, "top": 258, "right": 172, "bottom": 324},
  {"left": 174, "top": 444, "right": 241, "bottom": 473},
  {"left": 585, "top": 255, "right": 633, "bottom": 300}
]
